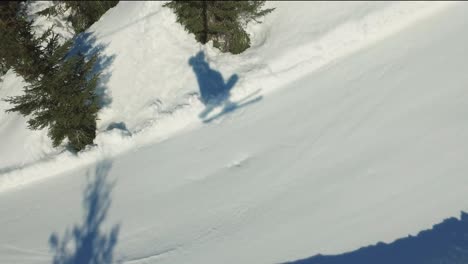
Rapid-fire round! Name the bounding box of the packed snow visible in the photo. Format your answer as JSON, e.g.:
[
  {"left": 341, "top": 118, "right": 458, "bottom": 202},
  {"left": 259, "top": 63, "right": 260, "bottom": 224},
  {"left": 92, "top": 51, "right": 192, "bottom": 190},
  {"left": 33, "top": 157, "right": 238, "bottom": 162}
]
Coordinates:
[{"left": 1, "top": 1, "right": 468, "bottom": 264}]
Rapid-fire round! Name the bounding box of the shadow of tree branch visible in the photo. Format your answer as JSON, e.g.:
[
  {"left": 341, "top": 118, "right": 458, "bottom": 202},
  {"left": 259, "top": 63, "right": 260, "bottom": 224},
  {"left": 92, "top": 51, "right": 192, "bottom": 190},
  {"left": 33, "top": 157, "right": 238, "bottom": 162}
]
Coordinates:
[
  {"left": 69, "top": 32, "right": 116, "bottom": 109},
  {"left": 48, "top": 160, "right": 120, "bottom": 264}
]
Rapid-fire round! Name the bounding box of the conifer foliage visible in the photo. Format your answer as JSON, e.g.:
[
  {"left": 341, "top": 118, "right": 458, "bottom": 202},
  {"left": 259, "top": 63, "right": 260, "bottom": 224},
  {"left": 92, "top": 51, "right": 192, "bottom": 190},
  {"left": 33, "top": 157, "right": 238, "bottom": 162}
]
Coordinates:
[
  {"left": 0, "top": 1, "right": 49, "bottom": 82},
  {"left": 1, "top": 1, "right": 106, "bottom": 151},
  {"left": 5, "top": 40, "right": 100, "bottom": 151},
  {"left": 164, "top": 1, "right": 274, "bottom": 54},
  {"left": 34, "top": 1, "right": 119, "bottom": 34},
  {"left": 62, "top": 1, "right": 119, "bottom": 33}
]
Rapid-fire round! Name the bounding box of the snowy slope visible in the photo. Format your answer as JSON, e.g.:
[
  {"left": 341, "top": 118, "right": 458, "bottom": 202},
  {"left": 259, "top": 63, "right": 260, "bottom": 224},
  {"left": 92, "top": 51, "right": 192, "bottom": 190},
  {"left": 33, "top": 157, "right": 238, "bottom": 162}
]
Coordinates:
[
  {"left": 0, "top": 1, "right": 454, "bottom": 191},
  {"left": 1, "top": 1, "right": 468, "bottom": 264}
]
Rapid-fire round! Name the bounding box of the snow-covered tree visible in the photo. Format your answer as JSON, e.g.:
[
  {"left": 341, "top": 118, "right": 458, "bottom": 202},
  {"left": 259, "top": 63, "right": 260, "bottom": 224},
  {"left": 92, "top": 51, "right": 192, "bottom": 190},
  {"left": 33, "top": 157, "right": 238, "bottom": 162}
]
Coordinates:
[
  {"left": 165, "top": 1, "right": 274, "bottom": 54},
  {"left": 0, "top": 1, "right": 51, "bottom": 82},
  {"left": 5, "top": 40, "right": 100, "bottom": 151},
  {"left": 1, "top": 1, "right": 112, "bottom": 151},
  {"left": 61, "top": 1, "right": 119, "bottom": 33}
]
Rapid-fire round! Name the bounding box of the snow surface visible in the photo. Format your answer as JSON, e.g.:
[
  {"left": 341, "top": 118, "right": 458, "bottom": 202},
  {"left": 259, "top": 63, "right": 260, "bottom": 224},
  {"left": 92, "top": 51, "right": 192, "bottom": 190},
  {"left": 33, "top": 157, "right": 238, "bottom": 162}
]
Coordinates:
[{"left": 1, "top": 1, "right": 468, "bottom": 263}]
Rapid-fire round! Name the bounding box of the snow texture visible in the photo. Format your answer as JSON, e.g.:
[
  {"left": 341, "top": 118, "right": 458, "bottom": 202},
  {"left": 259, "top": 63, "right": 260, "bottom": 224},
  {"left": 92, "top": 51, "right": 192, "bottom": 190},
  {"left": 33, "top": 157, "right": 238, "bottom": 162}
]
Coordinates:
[{"left": 1, "top": 1, "right": 467, "bottom": 264}]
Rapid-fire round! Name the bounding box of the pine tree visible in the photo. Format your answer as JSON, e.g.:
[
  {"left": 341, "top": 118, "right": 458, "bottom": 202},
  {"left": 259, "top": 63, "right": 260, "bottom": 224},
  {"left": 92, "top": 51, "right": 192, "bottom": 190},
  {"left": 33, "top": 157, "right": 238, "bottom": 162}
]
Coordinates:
[
  {"left": 2, "top": 1, "right": 104, "bottom": 151},
  {"left": 5, "top": 40, "right": 100, "bottom": 152},
  {"left": 0, "top": 1, "right": 34, "bottom": 78},
  {"left": 0, "top": 1, "right": 55, "bottom": 82},
  {"left": 164, "top": 1, "right": 274, "bottom": 54},
  {"left": 61, "top": 1, "right": 119, "bottom": 33}
]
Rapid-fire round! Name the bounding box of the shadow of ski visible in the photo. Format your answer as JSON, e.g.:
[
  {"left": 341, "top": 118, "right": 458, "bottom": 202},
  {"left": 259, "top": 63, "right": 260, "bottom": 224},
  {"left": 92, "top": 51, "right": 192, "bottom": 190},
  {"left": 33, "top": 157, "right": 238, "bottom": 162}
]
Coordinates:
[{"left": 201, "top": 89, "right": 263, "bottom": 123}]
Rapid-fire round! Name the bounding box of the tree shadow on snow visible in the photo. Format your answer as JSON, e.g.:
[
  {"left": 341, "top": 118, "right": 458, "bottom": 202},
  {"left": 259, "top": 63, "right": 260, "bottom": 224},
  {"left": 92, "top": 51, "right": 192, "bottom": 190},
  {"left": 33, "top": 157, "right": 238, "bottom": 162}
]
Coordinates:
[
  {"left": 283, "top": 212, "right": 468, "bottom": 264},
  {"left": 188, "top": 51, "right": 262, "bottom": 123},
  {"left": 48, "top": 160, "right": 120, "bottom": 264},
  {"left": 68, "top": 32, "right": 116, "bottom": 108}
]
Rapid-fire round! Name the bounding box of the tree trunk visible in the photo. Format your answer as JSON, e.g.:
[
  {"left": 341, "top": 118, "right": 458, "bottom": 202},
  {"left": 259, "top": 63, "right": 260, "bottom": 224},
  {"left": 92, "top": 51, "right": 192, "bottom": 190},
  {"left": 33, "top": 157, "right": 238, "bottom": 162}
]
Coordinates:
[{"left": 201, "top": 0, "right": 208, "bottom": 44}]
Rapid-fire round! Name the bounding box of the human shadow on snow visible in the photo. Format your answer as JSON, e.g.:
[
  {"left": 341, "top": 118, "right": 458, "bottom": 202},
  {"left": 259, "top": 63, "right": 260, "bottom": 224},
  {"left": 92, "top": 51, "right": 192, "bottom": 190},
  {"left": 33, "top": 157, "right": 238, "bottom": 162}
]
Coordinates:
[
  {"left": 48, "top": 160, "right": 120, "bottom": 264},
  {"left": 283, "top": 212, "right": 468, "bottom": 264},
  {"left": 188, "top": 51, "right": 262, "bottom": 122}
]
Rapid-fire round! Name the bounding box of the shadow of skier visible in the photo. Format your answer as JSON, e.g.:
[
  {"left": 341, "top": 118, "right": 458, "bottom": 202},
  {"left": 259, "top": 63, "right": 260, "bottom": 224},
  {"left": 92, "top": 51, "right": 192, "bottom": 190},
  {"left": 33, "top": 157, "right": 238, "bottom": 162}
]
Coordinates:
[{"left": 189, "top": 51, "right": 239, "bottom": 118}]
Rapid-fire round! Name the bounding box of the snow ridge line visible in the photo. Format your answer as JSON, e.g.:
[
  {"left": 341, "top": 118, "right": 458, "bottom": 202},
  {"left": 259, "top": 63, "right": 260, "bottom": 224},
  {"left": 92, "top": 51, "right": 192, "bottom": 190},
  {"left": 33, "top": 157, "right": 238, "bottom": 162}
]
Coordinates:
[
  {"left": 0, "top": 97, "right": 203, "bottom": 194},
  {"left": 249, "top": 1, "right": 457, "bottom": 93}
]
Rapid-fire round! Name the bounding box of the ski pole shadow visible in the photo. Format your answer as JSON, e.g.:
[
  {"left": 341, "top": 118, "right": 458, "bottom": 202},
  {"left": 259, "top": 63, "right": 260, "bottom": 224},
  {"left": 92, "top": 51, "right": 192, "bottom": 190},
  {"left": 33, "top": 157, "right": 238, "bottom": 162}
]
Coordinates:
[
  {"left": 282, "top": 212, "right": 468, "bottom": 264},
  {"left": 48, "top": 160, "right": 120, "bottom": 264},
  {"left": 188, "top": 51, "right": 262, "bottom": 122}
]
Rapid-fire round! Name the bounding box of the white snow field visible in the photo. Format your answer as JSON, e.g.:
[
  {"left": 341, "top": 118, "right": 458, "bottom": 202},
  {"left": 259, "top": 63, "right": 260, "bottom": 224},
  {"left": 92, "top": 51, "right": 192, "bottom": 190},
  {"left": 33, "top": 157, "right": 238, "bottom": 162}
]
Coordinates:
[{"left": 1, "top": 1, "right": 468, "bottom": 263}]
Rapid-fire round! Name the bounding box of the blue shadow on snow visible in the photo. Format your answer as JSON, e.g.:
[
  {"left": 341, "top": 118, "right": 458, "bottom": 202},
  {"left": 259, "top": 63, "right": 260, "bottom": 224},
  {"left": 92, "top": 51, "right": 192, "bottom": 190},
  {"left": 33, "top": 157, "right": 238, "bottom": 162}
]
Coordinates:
[
  {"left": 48, "top": 161, "right": 120, "bottom": 264},
  {"left": 283, "top": 211, "right": 468, "bottom": 264},
  {"left": 189, "top": 51, "right": 262, "bottom": 122},
  {"left": 68, "top": 32, "right": 116, "bottom": 108}
]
